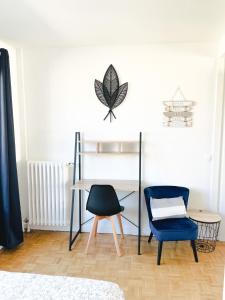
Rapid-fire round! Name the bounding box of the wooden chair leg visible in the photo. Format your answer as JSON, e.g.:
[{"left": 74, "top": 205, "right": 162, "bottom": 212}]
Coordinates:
[
  {"left": 85, "top": 216, "right": 98, "bottom": 254},
  {"left": 148, "top": 232, "right": 153, "bottom": 243},
  {"left": 157, "top": 241, "right": 163, "bottom": 265},
  {"left": 109, "top": 216, "right": 122, "bottom": 257},
  {"left": 117, "top": 214, "right": 124, "bottom": 239},
  {"left": 94, "top": 219, "right": 98, "bottom": 237},
  {"left": 191, "top": 240, "right": 199, "bottom": 262}
]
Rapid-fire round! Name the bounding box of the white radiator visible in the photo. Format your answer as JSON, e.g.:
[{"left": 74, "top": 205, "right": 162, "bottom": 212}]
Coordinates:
[{"left": 27, "top": 161, "right": 67, "bottom": 228}]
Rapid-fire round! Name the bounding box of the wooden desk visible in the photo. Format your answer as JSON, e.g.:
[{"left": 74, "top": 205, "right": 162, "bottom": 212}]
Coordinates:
[
  {"left": 71, "top": 179, "right": 139, "bottom": 192},
  {"left": 69, "top": 132, "right": 142, "bottom": 255}
]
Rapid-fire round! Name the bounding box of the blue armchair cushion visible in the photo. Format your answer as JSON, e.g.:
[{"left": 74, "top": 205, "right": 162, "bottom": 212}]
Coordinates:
[
  {"left": 151, "top": 196, "right": 187, "bottom": 220},
  {"left": 144, "top": 186, "right": 189, "bottom": 221},
  {"left": 149, "top": 217, "right": 198, "bottom": 241}
]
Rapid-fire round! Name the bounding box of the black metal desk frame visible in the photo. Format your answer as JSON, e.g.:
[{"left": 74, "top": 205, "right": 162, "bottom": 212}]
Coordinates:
[{"left": 69, "top": 132, "right": 142, "bottom": 255}]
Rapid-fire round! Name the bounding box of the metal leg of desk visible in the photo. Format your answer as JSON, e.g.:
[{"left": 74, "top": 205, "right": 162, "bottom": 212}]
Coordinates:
[
  {"left": 138, "top": 189, "right": 141, "bottom": 255},
  {"left": 69, "top": 192, "right": 75, "bottom": 251},
  {"left": 79, "top": 190, "right": 82, "bottom": 232},
  {"left": 138, "top": 131, "right": 142, "bottom": 255},
  {"left": 69, "top": 131, "right": 82, "bottom": 251},
  {"left": 69, "top": 191, "right": 82, "bottom": 251}
]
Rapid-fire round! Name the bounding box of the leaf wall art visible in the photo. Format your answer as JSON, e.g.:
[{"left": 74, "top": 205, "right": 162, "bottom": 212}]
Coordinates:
[{"left": 94, "top": 65, "right": 128, "bottom": 122}]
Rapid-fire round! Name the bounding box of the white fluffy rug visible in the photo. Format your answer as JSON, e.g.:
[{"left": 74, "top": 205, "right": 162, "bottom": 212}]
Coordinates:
[{"left": 0, "top": 271, "right": 125, "bottom": 300}]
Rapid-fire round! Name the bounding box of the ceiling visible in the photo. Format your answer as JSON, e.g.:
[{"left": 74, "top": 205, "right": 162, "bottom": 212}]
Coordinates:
[{"left": 0, "top": 0, "right": 225, "bottom": 47}]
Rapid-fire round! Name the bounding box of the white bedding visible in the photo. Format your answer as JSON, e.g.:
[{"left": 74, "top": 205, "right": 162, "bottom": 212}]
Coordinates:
[{"left": 0, "top": 271, "right": 125, "bottom": 300}]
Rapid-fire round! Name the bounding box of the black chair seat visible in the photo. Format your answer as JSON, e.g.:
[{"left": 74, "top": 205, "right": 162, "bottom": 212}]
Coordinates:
[{"left": 88, "top": 205, "right": 124, "bottom": 216}]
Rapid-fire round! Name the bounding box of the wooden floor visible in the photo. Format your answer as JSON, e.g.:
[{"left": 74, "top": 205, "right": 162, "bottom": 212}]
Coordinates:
[{"left": 0, "top": 231, "right": 224, "bottom": 300}]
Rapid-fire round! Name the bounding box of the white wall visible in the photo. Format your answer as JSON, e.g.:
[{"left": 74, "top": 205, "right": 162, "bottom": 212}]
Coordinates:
[
  {"left": 19, "top": 43, "right": 221, "bottom": 236},
  {"left": 209, "top": 57, "right": 225, "bottom": 240}
]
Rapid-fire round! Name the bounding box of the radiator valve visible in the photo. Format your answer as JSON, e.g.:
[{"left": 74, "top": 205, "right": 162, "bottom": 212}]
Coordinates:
[{"left": 23, "top": 218, "right": 30, "bottom": 233}]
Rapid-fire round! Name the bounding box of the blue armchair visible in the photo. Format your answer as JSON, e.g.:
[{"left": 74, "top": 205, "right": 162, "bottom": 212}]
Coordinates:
[{"left": 144, "top": 186, "right": 198, "bottom": 265}]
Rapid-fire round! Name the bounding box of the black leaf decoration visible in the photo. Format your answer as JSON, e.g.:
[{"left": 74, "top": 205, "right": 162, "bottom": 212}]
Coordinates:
[
  {"left": 112, "top": 83, "right": 128, "bottom": 109},
  {"left": 94, "top": 64, "right": 128, "bottom": 122},
  {"left": 94, "top": 80, "right": 108, "bottom": 107}
]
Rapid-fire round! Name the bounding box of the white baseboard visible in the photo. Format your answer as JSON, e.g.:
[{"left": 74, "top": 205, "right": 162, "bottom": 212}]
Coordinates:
[
  {"left": 30, "top": 225, "right": 70, "bottom": 232},
  {"left": 29, "top": 225, "right": 150, "bottom": 236}
]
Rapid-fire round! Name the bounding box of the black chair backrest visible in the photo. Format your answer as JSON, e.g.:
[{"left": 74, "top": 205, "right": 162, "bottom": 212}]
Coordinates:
[
  {"left": 86, "top": 185, "right": 121, "bottom": 216},
  {"left": 144, "top": 185, "right": 189, "bottom": 222}
]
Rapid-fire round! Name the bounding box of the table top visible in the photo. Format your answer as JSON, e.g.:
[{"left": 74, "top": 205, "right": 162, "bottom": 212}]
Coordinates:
[
  {"left": 71, "top": 179, "right": 139, "bottom": 192},
  {"left": 188, "top": 209, "right": 221, "bottom": 223}
]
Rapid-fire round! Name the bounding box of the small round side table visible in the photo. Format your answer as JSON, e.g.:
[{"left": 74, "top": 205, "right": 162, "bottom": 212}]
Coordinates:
[{"left": 188, "top": 209, "right": 221, "bottom": 253}]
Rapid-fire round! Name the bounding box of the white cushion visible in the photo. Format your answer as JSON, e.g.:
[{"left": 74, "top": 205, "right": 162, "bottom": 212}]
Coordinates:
[{"left": 151, "top": 196, "right": 187, "bottom": 221}]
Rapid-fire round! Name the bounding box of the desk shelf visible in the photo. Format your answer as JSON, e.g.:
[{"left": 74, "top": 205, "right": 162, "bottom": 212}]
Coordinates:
[
  {"left": 80, "top": 152, "right": 138, "bottom": 155},
  {"left": 81, "top": 141, "right": 139, "bottom": 154}
]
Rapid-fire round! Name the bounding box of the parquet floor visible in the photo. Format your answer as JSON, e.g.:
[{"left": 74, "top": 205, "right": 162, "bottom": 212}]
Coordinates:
[{"left": 0, "top": 231, "right": 224, "bottom": 300}]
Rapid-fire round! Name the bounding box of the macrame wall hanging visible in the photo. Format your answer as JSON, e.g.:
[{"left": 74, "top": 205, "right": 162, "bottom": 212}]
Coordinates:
[
  {"left": 94, "top": 65, "right": 128, "bottom": 122},
  {"left": 163, "top": 87, "right": 194, "bottom": 127}
]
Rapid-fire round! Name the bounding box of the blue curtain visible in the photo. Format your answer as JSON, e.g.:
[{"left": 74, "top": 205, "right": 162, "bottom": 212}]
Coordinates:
[{"left": 0, "top": 48, "right": 23, "bottom": 248}]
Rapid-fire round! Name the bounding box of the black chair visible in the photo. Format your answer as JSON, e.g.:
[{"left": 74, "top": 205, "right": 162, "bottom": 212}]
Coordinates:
[
  {"left": 144, "top": 186, "right": 198, "bottom": 265},
  {"left": 85, "top": 185, "right": 124, "bottom": 256}
]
